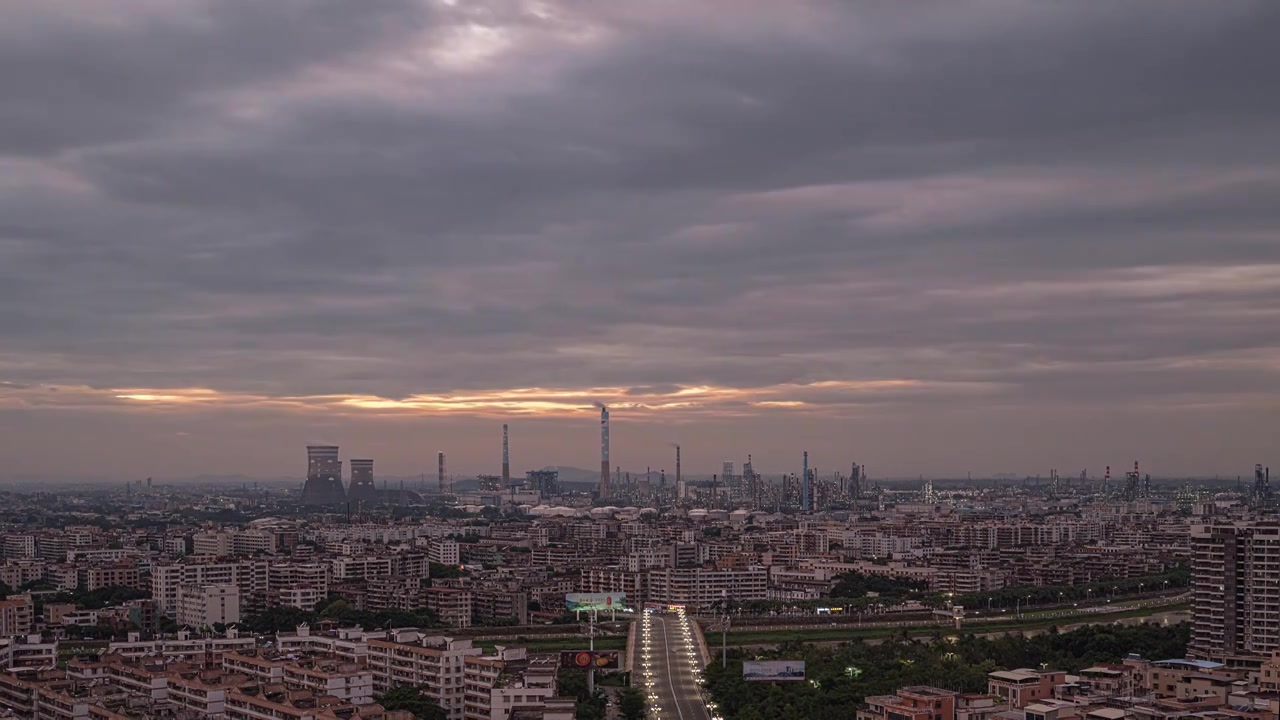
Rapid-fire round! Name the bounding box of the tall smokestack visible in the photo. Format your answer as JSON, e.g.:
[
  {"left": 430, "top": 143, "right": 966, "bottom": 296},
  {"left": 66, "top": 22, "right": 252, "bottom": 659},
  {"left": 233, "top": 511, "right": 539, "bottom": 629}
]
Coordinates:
[
  {"left": 502, "top": 424, "right": 510, "bottom": 485},
  {"left": 802, "top": 451, "right": 810, "bottom": 512},
  {"left": 598, "top": 405, "right": 610, "bottom": 499},
  {"left": 676, "top": 444, "right": 683, "bottom": 500},
  {"left": 438, "top": 452, "right": 445, "bottom": 494}
]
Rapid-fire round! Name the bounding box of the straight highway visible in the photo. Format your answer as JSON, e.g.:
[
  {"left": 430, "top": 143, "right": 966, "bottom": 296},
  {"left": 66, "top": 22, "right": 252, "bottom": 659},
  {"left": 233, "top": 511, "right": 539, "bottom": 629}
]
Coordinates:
[{"left": 636, "top": 608, "right": 713, "bottom": 720}]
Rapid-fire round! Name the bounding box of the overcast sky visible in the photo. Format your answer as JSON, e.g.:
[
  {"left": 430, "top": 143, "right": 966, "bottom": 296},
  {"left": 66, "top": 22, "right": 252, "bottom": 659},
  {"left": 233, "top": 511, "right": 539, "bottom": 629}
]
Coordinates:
[{"left": 2, "top": 0, "right": 1278, "bottom": 482}]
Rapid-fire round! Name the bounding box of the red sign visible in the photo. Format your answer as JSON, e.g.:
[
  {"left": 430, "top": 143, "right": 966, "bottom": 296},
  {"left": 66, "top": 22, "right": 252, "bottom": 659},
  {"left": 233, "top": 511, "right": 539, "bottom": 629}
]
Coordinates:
[{"left": 559, "top": 650, "right": 620, "bottom": 670}]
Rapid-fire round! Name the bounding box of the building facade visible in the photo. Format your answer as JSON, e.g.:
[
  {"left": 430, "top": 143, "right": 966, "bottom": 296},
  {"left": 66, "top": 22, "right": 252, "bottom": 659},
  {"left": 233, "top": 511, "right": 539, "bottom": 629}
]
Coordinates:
[{"left": 1190, "top": 522, "right": 1280, "bottom": 663}]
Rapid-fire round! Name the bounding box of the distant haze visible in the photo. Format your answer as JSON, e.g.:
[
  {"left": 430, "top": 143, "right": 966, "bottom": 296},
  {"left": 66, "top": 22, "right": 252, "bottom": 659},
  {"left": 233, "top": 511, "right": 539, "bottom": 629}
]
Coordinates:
[{"left": 0, "top": 2, "right": 1277, "bottom": 481}]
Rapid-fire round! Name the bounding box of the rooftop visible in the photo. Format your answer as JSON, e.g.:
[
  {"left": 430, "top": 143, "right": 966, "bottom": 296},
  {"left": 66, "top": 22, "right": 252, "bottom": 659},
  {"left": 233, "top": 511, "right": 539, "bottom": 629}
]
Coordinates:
[
  {"left": 900, "top": 686, "right": 958, "bottom": 697},
  {"left": 1152, "top": 658, "right": 1225, "bottom": 670},
  {"left": 989, "top": 669, "right": 1044, "bottom": 682}
]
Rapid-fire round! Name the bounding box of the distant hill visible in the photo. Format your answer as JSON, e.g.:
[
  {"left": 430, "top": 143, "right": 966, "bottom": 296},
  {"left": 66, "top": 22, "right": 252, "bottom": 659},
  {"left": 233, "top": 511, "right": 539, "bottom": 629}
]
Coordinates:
[{"left": 546, "top": 466, "right": 603, "bottom": 486}]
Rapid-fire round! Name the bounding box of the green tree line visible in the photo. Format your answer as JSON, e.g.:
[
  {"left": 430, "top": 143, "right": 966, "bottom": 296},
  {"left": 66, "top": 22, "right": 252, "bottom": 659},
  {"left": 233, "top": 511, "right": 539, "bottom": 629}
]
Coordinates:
[
  {"left": 704, "top": 622, "right": 1189, "bottom": 720},
  {"left": 706, "top": 565, "right": 1189, "bottom": 617},
  {"left": 237, "top": 600, "right": 443, "bottom": 634},
  {"left": 953, "top": 564, "right": 1189, "bottom": 609}
]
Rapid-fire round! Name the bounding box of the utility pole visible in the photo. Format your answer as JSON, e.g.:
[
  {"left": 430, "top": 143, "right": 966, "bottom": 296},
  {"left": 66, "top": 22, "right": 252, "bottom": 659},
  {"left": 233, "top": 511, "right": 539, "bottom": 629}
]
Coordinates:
[
  {"left": 587, "top": 609, "right": 596, "bottom": 694},
  {"left": 721, "top": 590, "right": 730, "bottom": 668}
]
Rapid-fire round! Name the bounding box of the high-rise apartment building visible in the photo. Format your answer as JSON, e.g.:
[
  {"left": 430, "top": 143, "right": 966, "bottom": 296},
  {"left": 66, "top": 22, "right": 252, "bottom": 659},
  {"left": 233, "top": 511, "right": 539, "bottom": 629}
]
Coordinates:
[{"left": 1190, "top": 522, "right": 1280, "bottom": 663}]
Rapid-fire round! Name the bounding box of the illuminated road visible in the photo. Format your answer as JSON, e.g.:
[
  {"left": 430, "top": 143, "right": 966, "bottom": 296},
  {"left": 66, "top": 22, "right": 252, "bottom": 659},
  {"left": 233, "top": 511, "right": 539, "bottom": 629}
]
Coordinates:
[{"left": 636, "top": 609, "right": 714, "bottom": 720}]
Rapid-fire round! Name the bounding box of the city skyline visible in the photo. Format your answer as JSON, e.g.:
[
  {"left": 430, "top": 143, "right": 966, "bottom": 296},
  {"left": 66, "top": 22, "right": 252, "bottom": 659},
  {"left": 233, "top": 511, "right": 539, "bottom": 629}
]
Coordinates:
[
  {"left": 3, "top": 1, "right": 1279, "bottom": 480},
  {"left": 1, "top": 410, "right": 1272, "bottom": 485}
]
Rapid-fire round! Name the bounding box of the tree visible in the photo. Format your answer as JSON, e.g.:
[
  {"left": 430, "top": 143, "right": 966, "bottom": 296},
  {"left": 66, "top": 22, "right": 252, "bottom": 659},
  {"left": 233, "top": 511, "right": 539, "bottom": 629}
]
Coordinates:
[
  {"left": 558, "top": 670, "right": 606, "bottom": 720},
  {"left": 239, "top": 606, "right": 317, "bottom": 633},
  {"left": 830, "top": 572, "right": 927, "bottom": 600},
  {"left": 64, "top": 623, "right": 117, "bottom": 640},
  {"left": 701, "top": 622, "right": 1189, "bottom": 720},
  {"left": 429, "top": 562, "right": 467, "bottom": 579},
  {"left": 318, "top": 599, "right": 352, "bottom": 617},
  {"left": 376, "top": 686, "right": 447, "bottom": 720},
  {"left": 619, "top": 687, "right": 646, "bottom": 720}
]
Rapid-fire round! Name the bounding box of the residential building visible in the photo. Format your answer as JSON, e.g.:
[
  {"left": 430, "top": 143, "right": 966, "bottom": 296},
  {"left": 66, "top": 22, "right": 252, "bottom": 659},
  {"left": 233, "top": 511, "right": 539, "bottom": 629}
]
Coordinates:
[
  {"left": 0, "top": 634, "right": 58, "bottom": 670},
  {"left": 424, "top": 588, "right": 473, "bottom": 629},
  {"left": 152, "top": 560, "right": 262, "bottom": 615},
  {"left": 277, "top": 585, "right": 329, "bottom": 612},
  {"left": 168, "top": 669, "right": 246, "bottom": 717},
  {"left": 472, "top": 589, "right": 528, "bottom": 627},
  {"left": 108, "top": 628, "right": 256, "bottom": 667},
  {"left": 988, "top": 669, "right": 1066, "bottom": 708},
  {"left": 428, "top": 539, "right": 461, "bottom": 567},
  {"left": 954, "top": 694, "right": 1010, "bottom": 720},
  {"left": 367, "top": 633, "right": 482, "bottom": 720},
  {"left": 194, "top": 531, "right": 235, "bottom": 557},
  {"left": 282, "top": 660, "right": 374, "bottom": 705},
  {"left": 858, "top": 686, "right": 957, "bottom": 720},
  {"left": 177, "top": 584, "right": 241, "bottom": 628},
  {"left": 366, "top": 576, "right": 429, "bottom": 612},
  {"left": 83, "top": 562, "right": 143, "bottom": 591},
  {"left": 646, "top": 566, "right": 767, "bottom": 608},
  {"left": 1078, "top": 664, "right": 1139, "bottom": 697},
  {"left": 0, "top": 596, "right": 34, "bottom": 637},
  {"left": 274, "top": 626, "right": 369, "bottom": 666},
  {"left": 2, "top": 536, "right": 35, "bottom": 561},
  {"left": 1190, "top": 522, "right": 1280, "bottom": 663},
  {"left": 463, "top": 648, "right": 558, "bottom": 720}
]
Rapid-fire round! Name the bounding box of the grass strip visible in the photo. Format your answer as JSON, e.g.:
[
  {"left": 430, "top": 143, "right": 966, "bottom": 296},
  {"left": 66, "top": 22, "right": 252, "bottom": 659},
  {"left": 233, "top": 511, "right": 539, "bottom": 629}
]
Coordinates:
[{"left": 717, "top": 602, "right": 1190, "bottom": 646}]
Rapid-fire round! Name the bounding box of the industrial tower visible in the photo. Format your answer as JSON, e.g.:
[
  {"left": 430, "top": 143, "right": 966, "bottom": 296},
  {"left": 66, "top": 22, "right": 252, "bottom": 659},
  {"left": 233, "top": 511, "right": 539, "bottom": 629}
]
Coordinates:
[
  {"left": 675, "top": 444, "right": 684, "bottom": 501},
  {"left": 347, "top": 458, "right": 378, "bottom": 506},
  {"left": 502, "top": 424, "right": 510, "bottom": 486},
  {"left": 801, "top": 451, "right": 811, "bottom": 512},
  {"left": 300, "top": 445, "right": 347, "bottom": 505},
  {"left": 1255, "top": 464, "right": 1272, "bottom": 505},
  {"left": 597, "top": 405, "right": 610, "bottom": 499}
]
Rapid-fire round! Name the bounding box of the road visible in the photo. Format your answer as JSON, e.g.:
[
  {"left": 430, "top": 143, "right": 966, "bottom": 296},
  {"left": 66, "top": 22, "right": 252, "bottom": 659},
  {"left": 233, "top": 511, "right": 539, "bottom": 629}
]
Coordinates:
[
  {"left": 636, "top": 610, "right": 712, "bottom": 720},
  {"left": 709, "top": 593, "right": 1190, "bottom": 634}
]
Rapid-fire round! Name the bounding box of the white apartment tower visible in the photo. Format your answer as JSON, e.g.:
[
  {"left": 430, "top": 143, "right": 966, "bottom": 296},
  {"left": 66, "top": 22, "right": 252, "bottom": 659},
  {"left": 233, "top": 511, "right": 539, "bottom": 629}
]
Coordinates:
[{"left": 177, "top": 584, "right": 241, "bottom": 628}]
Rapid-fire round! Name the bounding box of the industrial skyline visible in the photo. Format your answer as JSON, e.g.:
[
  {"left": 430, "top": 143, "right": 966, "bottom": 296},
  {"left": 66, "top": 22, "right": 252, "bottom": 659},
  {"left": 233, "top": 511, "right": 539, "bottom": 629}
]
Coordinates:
[{"left": 282, "top": 415, "right": 1268, "bottom": 503}]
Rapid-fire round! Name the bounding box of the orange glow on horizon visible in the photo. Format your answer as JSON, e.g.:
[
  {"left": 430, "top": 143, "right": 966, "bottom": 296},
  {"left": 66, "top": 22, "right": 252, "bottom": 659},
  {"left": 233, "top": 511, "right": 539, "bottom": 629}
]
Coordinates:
[{"left": 2, "top": 377, "right": 996, "bottom": 418}]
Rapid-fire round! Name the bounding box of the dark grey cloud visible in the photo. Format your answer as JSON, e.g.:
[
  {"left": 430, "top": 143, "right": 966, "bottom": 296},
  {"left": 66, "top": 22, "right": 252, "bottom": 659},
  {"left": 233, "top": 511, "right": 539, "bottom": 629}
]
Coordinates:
[
  {"left": 0, "top": 0, "right": 435, "bottom": 154},
  {"left": 1, "top": 0, "right": 1279, "bottom": 478}
]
